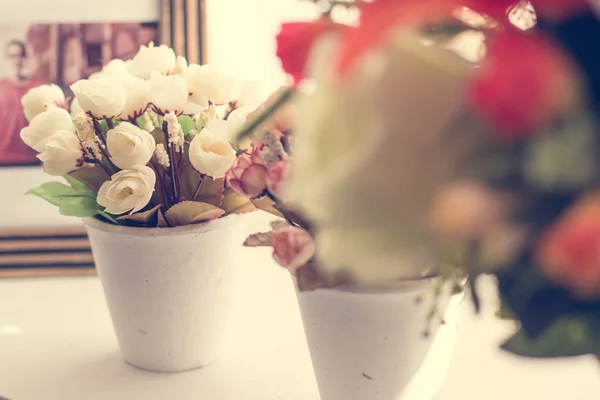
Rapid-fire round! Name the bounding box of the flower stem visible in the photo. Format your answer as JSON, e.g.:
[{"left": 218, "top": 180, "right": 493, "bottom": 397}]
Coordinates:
[
  {"left": 93, "top": 119, "right": 107, "bottom": 147},
  {"left": 192, "top": 174, "right": 206, "bottom": 201},
  {"left": 129, "top": 117, "right": 140, "bottom": 127},
  {"left": 98, "top": 145, "right": 118, "bottom": 174},
  {"left": 162, "top": 120, "right": 179, "bottom": 203},
  {"left": 234, "top": 88, "right": 295, "bottom": 144},
  {"left": 150, "top": 159, "right": 171, "bottom": 209},
  {"left": 106, "top": 118, "right": 115, "bottom": 130}
]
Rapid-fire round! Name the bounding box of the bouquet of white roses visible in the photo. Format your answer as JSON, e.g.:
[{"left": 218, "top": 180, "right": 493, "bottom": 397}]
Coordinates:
[{"left": 21, "top": 43, "right": 270, "bottom": 227}]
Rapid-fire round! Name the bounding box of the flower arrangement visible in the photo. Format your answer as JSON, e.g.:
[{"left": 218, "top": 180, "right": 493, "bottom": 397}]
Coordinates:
[
  {"left": 21, "top": 43, "right": 270, "bottom": 227},
  {"left": 234, "top": 0, "right": 600, "bottom": 360}
]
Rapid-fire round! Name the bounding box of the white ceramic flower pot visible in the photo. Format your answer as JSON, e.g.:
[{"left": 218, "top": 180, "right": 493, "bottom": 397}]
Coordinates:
[
  {"left": 84, "top": 215, "right": 246, "bottom": 372},
  {"left": 295, "top": 278, "right": 463, "bottom": 400}
]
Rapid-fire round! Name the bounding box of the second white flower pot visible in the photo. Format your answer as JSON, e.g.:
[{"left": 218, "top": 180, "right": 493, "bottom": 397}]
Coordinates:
[
  {"left": 295, "top": 278, "right": 463, "bottom": 400},
  {"left": 84, "top": 214, "right": 246, "bottom": 372}
]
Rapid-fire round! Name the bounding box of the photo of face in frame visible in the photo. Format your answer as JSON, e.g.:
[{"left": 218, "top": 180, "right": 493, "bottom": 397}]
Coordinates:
[{"left": 0, "top": 22, "right": 158, "bottom": 167}]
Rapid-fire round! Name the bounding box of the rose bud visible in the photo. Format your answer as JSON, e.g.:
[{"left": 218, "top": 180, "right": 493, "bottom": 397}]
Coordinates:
[
  {"left": 271, "top": 226, "right": 316, "bottom": 270},
  {"left": 226, "top": 149, "right": 269, "bottom": 198},
  {"left": 266, "top": 158, "right": 292, "bottom": 199}
]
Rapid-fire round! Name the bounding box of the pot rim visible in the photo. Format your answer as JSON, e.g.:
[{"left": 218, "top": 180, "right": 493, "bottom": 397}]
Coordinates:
[
  {"left": 294, "top": 272, "right": 452, "bottom": 295},
  {"left": 83, "top": 212, "right": 244, "bottom": 237}
]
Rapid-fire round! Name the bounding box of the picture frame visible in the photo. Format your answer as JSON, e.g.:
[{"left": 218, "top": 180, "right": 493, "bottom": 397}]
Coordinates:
[
  {"left": 160, "top": 0, "right": 205, "bottom": 64},
  {"left": 0, "top": 0, "right": 162, "bottom": 277}
]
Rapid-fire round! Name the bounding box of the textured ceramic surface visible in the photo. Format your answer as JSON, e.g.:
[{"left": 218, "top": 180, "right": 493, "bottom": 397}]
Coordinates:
[
  {"left": 296, "top": 279, "right": 463, "bottom": 400},
  {"left": 84, "top": 215, "right": 246, "bottom": 372}
]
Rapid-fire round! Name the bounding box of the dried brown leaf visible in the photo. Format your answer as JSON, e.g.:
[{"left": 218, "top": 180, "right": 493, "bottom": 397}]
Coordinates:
[
  {"left": 164, "top": 201, "right": 225, "bottom": 227},
  {"left": 222, "top": 188, "right": 257, "bottom": 214},
  {"left": 179, "top": 163, "right": 225, "bottom": 206},
  {"left": 69, "top": 165, "right": 109, "bottom": 192},
  {"left": 251, "top": 197, "right": 284, "bottom": 218},
  {"left": 243, "top": 231, "right": 275, "bottom": 247}
]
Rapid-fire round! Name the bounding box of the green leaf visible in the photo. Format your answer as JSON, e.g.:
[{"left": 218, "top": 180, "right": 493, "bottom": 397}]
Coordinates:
[
  {"left": 178, "top": 163, "right": 225, "bottom": 206},
  {"left": 63, "top": 175, "right": 96, "bottom": 198},
  {"left": 27, "top": 182, "right": 100, "bottom": 218},
  {"left": 164, "top": 201, "right": 225, "bottom": 227},
  {"left": 501, "top": 317, "right": 600, "bottom": 358},
  {"left": 177, "top": 115, "right": 195, "bottom": 135}
]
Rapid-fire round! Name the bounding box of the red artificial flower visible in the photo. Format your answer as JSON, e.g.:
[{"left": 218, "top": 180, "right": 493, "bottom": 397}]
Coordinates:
[
  {"left": 468, "top": 31, "right": 578, "bottom": 140},
  {"left": 276, "top": 19, "right": 339, "bottom": 84},
  {"left": 536, "top": 194, "right": 600, "bottom": 299},
  {"left": 336, "top": 0, "right": 521, "bottom": 75},
  {"left": 530, "top": 0, "right": 590, "bottom": 20}
]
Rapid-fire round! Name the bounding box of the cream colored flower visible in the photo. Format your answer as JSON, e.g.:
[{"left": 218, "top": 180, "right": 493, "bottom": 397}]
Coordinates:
[
  {"left": 37, "top": 130, "right": 83, "bottom": 176},
  {"left": 185, "top": 64, "right": 241, "bottom": 109},
  {"left": 116, "top": 74, "right": 150, "bottom": 121},
  {"left": 106, "top": 122, "right": 156, "bottom": 169},
  {"left": 71, "top": 78, "right": 126, "bottom": 119},
  {"left": 129, "top": 43, "right": 177, "bottom": 80},
  {"left": 172, "top": 56, "right": 188, "bottom": 76},
  {"left": 235, "top": 81, "right": 270, "bottom": 109},
  {"left": 188, "top": 128, "right": 236, "bottom": 178},
  {"left": 97, "top": 165, "right": 156, "bottom": 215},
  {"left": 149, "top": 72, "right": 188, "bottom": 115},
  {"left": 21, "top": 84, "right": 66, "bottom": 122},
  {"left": 288, "top": 31, "right": 480, "bottom": 284},
  {"left": 20, "top": 106, "right": 75, "bottom": 152},
  {"left": 89, "top": 59, "right": 131, "bottom": 80},
  {"left": 70, "top": 98, "right": 84, "bottom": 116}
]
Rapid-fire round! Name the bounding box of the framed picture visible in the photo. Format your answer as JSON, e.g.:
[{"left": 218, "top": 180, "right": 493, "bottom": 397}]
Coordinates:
[
  {"left": 0, "top": 0, "right": 161, "bottom": 276},
  {"left": 160, "top": 0, "right": 205, "bottom": 64}
]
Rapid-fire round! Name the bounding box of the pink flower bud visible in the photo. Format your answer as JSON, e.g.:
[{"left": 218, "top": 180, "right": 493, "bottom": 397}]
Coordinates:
[
  {"left": 267, "top": 159, "right": 292, "bottom": 198},
  {"left": 226, "top": 149, "right": 269, "bottom": 198},
  {"left": 271, "top": 226, "right": 316, "bottom": 270}
]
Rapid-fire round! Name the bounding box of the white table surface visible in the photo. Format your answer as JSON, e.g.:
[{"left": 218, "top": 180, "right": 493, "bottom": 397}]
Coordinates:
[{"left": 0, "top": 215, "right": 598, "bottom": 400}]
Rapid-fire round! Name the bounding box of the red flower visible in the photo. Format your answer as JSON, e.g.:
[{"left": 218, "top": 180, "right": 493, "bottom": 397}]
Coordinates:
[
  {"left": 336, "top": 0, "right": 520, "bottom": 75},
  {"left": 271, "top": 226, "right": 316, "bottom": 270},
  {"left": 468, "top": 31, "right": 579, "bottom": 139},
  {"left": 536, "top": 194, "right": 600, "bottom": 299},
  {"left": 226, "top": 148, "right": 269, "bottom": 198},
  {"left": 276, "top": 19, "right": 339, "bottom": 84}
]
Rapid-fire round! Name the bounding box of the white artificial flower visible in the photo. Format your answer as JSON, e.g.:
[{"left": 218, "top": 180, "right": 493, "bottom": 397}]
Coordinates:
[
  {"left": 288, "top": 31, "right": 476, "bottom": 284},
  {"left": 71, "top": 78, "right": 127, "bottom": 119},
  {"left": 227, "top": 106, "right": 253, "bottom": 130},
  {"left": 20, "top": 106, "right": 75, "bottom": 152},
  {"left": 202, "top": 118, "right": 239, "bottom": 142},
  {"left": 106, "top": 122, "right": 156, "bottom": 170},
  {"left": 97, "top": 165, "right": 156, "bottom": 215},
  {"left": 235, "top": 81, "right": 270, "bottom": 109},
  {"left": 37, "top": 130, "right": 83, "bottom": 176},
  {"left": 89, "top": 59, "right": 131, "bottom": 80},
  {"left": 185, "top": 64, "right": 242, "bottom": 109},
  {"left": 188, "top": 127, "right": 236, "bottom": 178},
  {"left": 116, "top": 74, "right": 151, "bottom": 121},
  {"left": 21, "top": 84, "right": 66, "bottom": 122},
  {"left": 172, "top": 56, "right": 188, "bottom": 76},
  {"left": 149, "top": 72, "right": 188, "bottom": 115},
  {"left": 129, "top": 42, "right": 177, "bottom": 80},
  {"left": 70, "top": 98, "right": 84, "bottom": 116}
]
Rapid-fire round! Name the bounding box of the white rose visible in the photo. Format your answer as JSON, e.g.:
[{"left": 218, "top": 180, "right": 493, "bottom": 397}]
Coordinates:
[
  {"left": 172, "top": 56, "right": 188, "bottom": 76},
  {"left": 188, "top": 127, "right": 236, "bottom": 178},
  {"left": 20, "top": 106, "right": 75, "bottom": 152},
  {"left": 21, "top": 84, "right": 66, "bottom": 122},
  {"left": 235, "top": 81, "right": 270, "bottom": 109},
  {"left": 97, "top": 165, "right": 156, "bottom": 215},
  {"left": 70, "top": 98, "right": 84, "bottom": 116},
  {"left": 37, "top": 130, "right": 83, "bottom": 176},
  {"left": 288, "top": 32, "right": 477, "bottom": 284},
  {"left": 185, "top": 64, "right": 241, "bottom": 109},
  {"left": 106, "top": 122, "right": 156, "bottom": 169},
  {"left": 149, "top": 72, "right": 189, "bottom": 115},
  {"left": 89, "top": 59, "right": 131, "bottom": 80},
  {"left": 226, "top": 106, "right": 253, "bottom": 131},
  {"left": 130, "top": 43, "right": 176, "bottom": 80},
  {"left": 71, "top": 78, "right": 126, "bottom": 119},
  {"left": 116, "top": 74, "right": 150, "bottom": 121}
]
